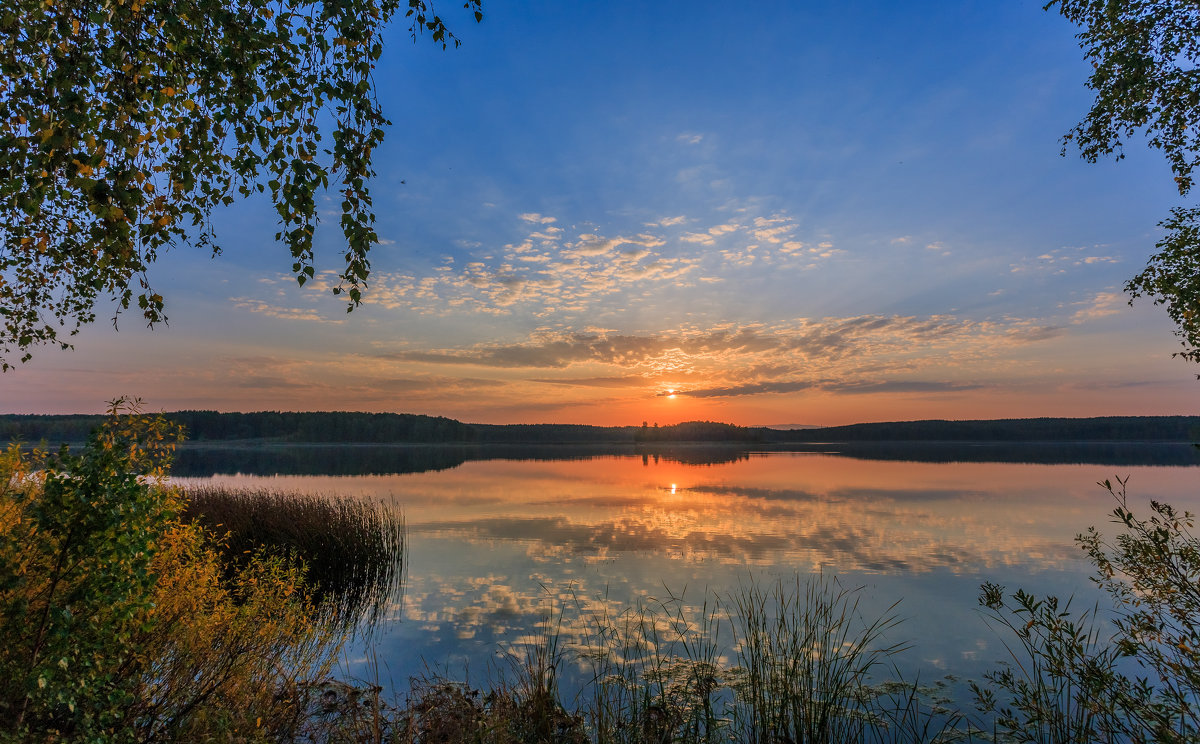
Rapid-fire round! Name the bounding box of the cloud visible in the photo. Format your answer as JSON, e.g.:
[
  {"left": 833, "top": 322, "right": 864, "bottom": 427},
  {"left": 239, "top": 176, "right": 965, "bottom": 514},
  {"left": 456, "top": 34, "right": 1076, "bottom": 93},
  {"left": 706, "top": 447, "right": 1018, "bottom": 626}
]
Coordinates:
[
  {"left": 648, "top": 215, "right": 688, "bottom": 227},
  {"left": 826, "top": 380, "right": 986, "bottom": 395},
  {"left": 751, "top": 216, "right": 791, "bottom": 244},
  {"left": 1010, "top": 245, "right": 1121, "bottom": 274},
  {"left": 680, "top": 222, "right": 740, "bottom": 246},
  {"left": 677, "top": 132, "right": 703, "bottom": 145},
  {"left": 926, "top": 241, "right": 951, "bottom": 256},
  {"left": 359, "top": 210, "right": 855, "bottom": 319},
  {"left": 671, "top": 380, "right": 817, "bottom": 398},
  {"left": 527, "top": 376, "right": 652, "bottom": 388},
  {"left": 1005, "top": 324, "right": 1064, "bottom": 342},
  {"left": 384, "top": 333, "right": 679, "bottom": 369},
  {"left": 371, "top": 376, "right": 507, "bottom": 392},
  {"left": 1071, "top": 291, "right": 1127, "bottom": 323},
  {"left": 231, "top": 297, "right": 341, "bottom": 323},
  {"left": 362, "top": 215, "right": 715, "bottom": 317},
  {"left": 565, "top": 233, "right": 664, "bottom": 257},
  {"left": 375, "top": 313, "right": 1065, "bottom": 407},
  {"left": 672, "top": 379, "right": 984, "bottom": 399}
]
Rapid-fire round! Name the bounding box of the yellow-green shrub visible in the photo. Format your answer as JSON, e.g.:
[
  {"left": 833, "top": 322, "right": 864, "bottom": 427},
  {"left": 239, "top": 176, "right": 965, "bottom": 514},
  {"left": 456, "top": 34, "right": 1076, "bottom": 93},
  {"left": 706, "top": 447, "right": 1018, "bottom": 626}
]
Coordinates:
[{"left": 0, "top": 399, "right": 342, "bottom": 743}]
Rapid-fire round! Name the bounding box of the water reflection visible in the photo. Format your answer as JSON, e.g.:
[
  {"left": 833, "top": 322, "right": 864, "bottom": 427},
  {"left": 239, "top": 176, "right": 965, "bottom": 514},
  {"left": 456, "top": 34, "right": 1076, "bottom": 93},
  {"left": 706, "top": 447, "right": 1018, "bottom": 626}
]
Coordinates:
[
  {"left": 170, "top": 441, "right": 1200, "bottom": 477},
  {"left": 173, "top": 449, "right": 1199, "bottom": 690}
]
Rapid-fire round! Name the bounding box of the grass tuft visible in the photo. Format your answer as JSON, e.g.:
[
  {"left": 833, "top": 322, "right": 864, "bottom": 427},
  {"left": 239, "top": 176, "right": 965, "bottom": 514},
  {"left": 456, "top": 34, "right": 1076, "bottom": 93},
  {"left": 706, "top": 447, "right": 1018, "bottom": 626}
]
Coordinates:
[{"left": 181, "top": 486, "right": 406, "bottom": 631}]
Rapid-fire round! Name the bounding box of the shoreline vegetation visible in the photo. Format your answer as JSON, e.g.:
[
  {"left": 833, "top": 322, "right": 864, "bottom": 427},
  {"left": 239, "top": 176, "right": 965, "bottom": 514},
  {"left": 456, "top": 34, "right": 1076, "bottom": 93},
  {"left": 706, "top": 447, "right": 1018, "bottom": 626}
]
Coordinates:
[
  {"left": 3, "top": 404, "right": 1199, "bottom": 742},
  {"left": 3, "top": 411, "right": 1200, "bottom": 448}
]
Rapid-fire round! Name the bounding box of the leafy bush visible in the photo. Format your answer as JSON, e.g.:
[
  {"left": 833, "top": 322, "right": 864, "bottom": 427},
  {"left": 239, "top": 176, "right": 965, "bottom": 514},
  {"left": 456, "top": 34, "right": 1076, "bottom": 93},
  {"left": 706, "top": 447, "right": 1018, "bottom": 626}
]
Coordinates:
[
  {"left": 0, "top": 399, "right": 342, "bottom": 742},
  {"left": 974, "top": 477, "right": 1200, "bottom": 744},
  {"left": 0, "top": 400, "right": 184, "bottom": 739},
  {"left": 1082, "top": 477, "right": 1200, "bottom": 741},
  {"left": 971, "top": 584, "right": 1131, "bottom": 743}
]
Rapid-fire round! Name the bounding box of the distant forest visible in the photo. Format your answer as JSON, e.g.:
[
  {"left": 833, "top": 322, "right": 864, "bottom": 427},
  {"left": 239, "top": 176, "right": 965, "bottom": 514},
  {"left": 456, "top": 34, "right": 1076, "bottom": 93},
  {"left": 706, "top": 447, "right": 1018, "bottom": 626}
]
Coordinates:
[
  {"left": 0, "top": 411, "right": 474, "bottom": 445},
  {"left": 2, "top": 412, "right": 1199, "bottom": 446}
]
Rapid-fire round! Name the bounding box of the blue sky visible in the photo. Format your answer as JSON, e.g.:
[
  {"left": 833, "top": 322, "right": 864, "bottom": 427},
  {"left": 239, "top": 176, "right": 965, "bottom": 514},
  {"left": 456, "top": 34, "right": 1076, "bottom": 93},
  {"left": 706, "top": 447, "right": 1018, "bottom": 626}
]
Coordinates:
[{"left": 5, "top": 0, "right": 1197, "bottom": 425}]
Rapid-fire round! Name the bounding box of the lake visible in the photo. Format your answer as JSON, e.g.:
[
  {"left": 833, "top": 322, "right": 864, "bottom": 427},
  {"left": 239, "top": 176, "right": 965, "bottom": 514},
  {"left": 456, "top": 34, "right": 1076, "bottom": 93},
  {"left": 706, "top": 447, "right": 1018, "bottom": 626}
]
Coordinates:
[{"left": 172, "top": 442, "right": 1200, "bottom": 700}]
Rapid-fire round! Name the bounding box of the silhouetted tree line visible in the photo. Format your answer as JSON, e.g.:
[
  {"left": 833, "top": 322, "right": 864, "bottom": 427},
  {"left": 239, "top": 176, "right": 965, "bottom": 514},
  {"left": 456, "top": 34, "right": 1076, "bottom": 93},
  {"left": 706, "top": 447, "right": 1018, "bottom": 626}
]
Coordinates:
[
  {"left": 634, "top": 420, "right": 766, "bottom": 443},
  {"left": 784, "top": 441, "right": 1200, "bottom": 467},
  {"left": 469, "top": 423, "right": 638, "bottom": 443},
  {"left": 769, "top": 416, "right": 1200, "bottom": 443},
  {"left": 4, "top": 413, "right": 1199, "bottom": 448},
  {"left": 0, "top": 410, "right": 476, "bottom": 445}
]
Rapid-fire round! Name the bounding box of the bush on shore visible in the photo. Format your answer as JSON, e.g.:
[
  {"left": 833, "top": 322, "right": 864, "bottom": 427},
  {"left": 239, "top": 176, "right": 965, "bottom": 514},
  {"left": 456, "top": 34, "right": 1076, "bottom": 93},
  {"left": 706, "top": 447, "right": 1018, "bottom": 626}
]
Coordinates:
[{"left": 0, "top": 399, "right": 342, "bottom": 742}]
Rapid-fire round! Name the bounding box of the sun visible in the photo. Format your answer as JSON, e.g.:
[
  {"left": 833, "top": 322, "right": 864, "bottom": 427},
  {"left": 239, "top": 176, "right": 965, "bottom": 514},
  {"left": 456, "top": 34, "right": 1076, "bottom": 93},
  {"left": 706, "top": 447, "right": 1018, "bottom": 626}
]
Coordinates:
[{"left": 666, "top": 389, "right": 676, "bottom": 399}]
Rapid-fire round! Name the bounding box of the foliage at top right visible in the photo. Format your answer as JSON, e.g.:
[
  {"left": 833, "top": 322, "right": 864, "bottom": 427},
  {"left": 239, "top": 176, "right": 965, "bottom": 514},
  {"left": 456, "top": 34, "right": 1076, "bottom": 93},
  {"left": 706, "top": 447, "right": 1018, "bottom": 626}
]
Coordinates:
[{"left": 1047, "top": 0, "right": 1200, "bottom": 365}]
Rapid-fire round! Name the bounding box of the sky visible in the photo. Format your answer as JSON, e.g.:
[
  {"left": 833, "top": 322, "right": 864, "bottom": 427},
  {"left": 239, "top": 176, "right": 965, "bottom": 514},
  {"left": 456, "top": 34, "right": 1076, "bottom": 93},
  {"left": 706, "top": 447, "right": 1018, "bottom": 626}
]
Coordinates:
[{"left": 4, "top": 0, "right": 1199, "bottom": 426}]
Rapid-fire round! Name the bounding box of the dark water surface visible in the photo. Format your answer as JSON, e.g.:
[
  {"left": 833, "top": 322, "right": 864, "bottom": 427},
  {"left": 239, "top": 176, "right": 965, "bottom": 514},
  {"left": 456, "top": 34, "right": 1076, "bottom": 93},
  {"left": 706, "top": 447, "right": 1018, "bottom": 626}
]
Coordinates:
[{"left": 172, "top": 443, "right": 1200, "bottom": 694}]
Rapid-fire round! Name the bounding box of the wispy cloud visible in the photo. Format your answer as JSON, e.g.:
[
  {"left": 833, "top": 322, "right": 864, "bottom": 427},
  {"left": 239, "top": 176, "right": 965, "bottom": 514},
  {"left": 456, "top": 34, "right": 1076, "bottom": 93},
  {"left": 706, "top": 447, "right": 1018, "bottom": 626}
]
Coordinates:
[
  {"left": 231, "top": 298, "right": 342, "bottom": 323},
  {"left": 648, "top": 215, "right": 688, "bottom": 227},
  {"left": 673, "top": 379, "right": 985, "bottom": 398},
  {"left": 1071, "top": 291, "right": 1127, "bottom": 323},
  {"left": 350, "top": 210, "right": 856, "bottom": 319},
  {"left": 667, "top": 380, "right": 817, "bottom": 398},
  {"left": 527, "top": 376, "right": 651, "bottom": 388},
  {"left": 1010, "top": 246, "right": 1121, "bottom": 274},
  {"left": 374, "top": 313, "right": 1063, "bottom": 402}
]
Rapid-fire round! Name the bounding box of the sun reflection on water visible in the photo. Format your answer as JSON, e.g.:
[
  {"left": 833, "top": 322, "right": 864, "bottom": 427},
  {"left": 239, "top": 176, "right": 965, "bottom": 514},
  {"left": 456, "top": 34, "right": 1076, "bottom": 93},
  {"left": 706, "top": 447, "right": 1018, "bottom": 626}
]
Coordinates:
[{"left": 180, "top": 451, "right": 1200, "bottom": 696}]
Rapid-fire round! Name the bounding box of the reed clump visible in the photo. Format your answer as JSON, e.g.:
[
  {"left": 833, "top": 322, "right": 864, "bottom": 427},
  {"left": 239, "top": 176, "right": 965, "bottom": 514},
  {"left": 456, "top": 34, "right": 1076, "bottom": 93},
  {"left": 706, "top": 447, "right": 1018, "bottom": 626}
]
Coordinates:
[
  {"left": 291, "top": 576, "right": 962, "bottom": 743},
  {"left": 567, "top": 577, "right": 963, "bottom": 744},
  {"left": 181, "top": 485, "right": 406, "bottom": 629},
  {"left": 727, "top": 576, "right": 911, "bottom": 743}
]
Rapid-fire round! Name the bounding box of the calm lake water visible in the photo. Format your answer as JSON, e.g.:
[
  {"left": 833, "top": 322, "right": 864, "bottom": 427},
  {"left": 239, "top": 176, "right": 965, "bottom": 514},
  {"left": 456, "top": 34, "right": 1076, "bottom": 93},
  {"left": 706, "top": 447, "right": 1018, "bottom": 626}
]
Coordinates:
[{"left": 173, "top": 443, "right": 1200, "bottom": 696}]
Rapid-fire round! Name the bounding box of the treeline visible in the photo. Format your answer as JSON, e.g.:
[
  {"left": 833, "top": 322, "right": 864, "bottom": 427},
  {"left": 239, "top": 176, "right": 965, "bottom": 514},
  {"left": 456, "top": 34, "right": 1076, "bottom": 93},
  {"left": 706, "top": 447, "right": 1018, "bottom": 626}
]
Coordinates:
[
  {"left": 468, "top": 420, "right": 766, "bottom": 443},
  {"left": 0, "top": 410, "right": 476, "bottom": 445},
  {"left": 633, "top": 420, "right": 765, "bottom": 442},
  {"left": 770, "top": 416, "right": 1200, "bottom": 443},
  {"left": 3, "top": 412, "right": 1199, "bottom": 447},
  {"left": 470, "top": 423, "right": 636, "bottom": 444}
]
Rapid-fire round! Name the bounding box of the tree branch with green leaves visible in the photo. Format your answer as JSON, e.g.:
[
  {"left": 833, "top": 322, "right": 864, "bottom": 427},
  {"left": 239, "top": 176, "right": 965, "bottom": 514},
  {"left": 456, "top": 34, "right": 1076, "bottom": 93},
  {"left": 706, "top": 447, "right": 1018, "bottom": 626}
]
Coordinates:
[
  {"left": 1047, "top": 0, "right": 1200, "bottom": 366},
  {"left": 0, "top": 0, "right": 481, "bottom": 369}
]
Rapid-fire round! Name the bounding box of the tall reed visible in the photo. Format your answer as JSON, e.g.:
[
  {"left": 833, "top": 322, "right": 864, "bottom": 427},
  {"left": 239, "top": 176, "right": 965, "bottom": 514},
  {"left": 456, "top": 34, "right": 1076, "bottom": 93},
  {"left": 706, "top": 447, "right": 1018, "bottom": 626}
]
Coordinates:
[
  {"left": 569, "top": 576, "right": 957, "bottom": 743},
  {"left": 299, "top": 574, "right": 969, "bottom": 742},
  {"left": 725, "top": 574, "right": 910, "bottom": 743},
  {"left": 181, "top": 486, "right": 406, "bottom": 631},
  {"left": 577, "top": 587, "right": 727, "bottom": 743}
]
